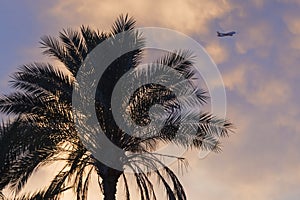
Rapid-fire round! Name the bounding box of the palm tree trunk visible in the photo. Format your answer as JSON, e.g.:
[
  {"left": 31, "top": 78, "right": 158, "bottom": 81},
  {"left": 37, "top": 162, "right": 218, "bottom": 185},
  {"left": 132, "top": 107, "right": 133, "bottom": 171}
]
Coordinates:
[
  {"left": 102, "top": 173, "right": 121, "bottom": 200},
  {"left": 94, "top": 160, "right": 122, "bottom": 200}
]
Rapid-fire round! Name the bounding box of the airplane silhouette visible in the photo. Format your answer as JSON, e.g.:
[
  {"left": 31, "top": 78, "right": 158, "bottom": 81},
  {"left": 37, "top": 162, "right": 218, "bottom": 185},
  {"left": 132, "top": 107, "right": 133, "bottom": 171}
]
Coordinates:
[{"left": 217, "top": 31, "right": 236, "bottom": 37}]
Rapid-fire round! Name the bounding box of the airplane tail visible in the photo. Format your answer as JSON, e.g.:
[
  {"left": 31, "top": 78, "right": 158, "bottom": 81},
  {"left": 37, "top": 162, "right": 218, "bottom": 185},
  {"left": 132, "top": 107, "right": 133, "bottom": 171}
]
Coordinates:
[{"left": 217, "top": 31, "right": 221, "bottom": 36}]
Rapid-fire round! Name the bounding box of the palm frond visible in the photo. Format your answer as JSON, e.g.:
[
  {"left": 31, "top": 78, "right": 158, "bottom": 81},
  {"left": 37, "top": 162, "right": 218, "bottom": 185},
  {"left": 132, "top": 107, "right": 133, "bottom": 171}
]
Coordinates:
[
  {"left": 0, "top": 92, "right": 53, "bottom": 115},
  {"left": 0, "top": 192, "right": 5, "bottom": 200},
  {"left": 157, "top": 50, "right": 196, "bottom": 79},
  {"left": 40, "top": 35, "right": 76, "bottom": 76},
  {"left": 10, "top": 63, "right": 73, "bottom": 102},
  {"left": 0, "top": 116, "right": 75, "bottom": 192},
  {"left": 80, "top": 26, "right": 108, "bottom": 53},
  {"left": 111, "top": 14, "right": 136, "bottom": 35},
  {"left": 40, "top": 36, "right": 68, "bottom": 66},
  {"left": 80, "top": 167, "right": 93, "bottom": 200},
  {"left": 121, "top": 173, "right": 130, "bottom": 200},
  {"left": 59, "top": 29, "right": 87, "bottom": 75},
  {"left": 12, "top": 186, "right": 71, "bottom": 200}
]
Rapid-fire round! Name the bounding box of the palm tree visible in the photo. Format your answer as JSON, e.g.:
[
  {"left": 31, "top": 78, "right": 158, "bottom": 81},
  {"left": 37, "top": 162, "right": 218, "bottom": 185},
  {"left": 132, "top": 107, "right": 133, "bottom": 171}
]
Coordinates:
[{"left": 0, "top": 14, "right": 233, "bottom": 200}]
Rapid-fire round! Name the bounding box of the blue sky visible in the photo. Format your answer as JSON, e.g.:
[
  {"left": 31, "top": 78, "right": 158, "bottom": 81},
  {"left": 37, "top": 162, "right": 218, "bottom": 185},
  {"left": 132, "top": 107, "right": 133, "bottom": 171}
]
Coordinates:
[{"left": 1, "top": 0, "right": 300, "bottom": 199}]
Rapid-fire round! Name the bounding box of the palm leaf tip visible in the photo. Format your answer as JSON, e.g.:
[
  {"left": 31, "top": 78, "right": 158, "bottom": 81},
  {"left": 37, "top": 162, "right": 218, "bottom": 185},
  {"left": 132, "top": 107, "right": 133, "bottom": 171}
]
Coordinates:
[{"left": 111, "top": 13, "right": 136, "bottom": 34}]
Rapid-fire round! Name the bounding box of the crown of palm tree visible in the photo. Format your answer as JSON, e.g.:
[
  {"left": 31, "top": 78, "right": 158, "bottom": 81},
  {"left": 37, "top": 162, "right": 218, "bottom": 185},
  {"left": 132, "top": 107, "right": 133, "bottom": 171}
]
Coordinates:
[{"left": 0, "top": 14, "right": 233, "bottom": 200}]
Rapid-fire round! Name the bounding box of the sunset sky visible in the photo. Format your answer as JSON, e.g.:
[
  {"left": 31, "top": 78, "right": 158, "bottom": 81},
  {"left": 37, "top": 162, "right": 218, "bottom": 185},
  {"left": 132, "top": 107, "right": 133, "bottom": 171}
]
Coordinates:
[{"left": 1, "top": 0, "right": 300, "bottom": 199}]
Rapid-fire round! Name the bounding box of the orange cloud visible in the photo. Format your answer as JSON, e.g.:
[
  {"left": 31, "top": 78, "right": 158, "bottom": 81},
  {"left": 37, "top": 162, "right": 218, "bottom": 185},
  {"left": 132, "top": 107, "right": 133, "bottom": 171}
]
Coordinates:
[
  {"left": 235, "top": 21, "right": 273, "bottom": 57},
  {"left": 40, "top": 0, "right": 232, "bottom": 35},
  {"left": 223, "top": 62, "right": 291, "bottom": 107},
  {"left": 205, "top": 41, "right": 229, "bottom": 64},
  {"left": 283, "top": 12, "right": 300, "bottom": 35}
]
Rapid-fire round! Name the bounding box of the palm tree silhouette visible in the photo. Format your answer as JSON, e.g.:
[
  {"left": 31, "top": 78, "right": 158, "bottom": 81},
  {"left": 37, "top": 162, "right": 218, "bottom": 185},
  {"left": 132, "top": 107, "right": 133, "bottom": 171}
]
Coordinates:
[{"left": 0, "top": 14, "right": 233, "bottom": 200}]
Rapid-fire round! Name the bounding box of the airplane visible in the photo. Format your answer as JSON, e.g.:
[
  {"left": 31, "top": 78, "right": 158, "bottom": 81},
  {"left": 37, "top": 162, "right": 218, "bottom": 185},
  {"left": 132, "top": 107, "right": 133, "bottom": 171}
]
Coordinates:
[{"left": 217, "top": 31, "right": 236, "bottom": 37}]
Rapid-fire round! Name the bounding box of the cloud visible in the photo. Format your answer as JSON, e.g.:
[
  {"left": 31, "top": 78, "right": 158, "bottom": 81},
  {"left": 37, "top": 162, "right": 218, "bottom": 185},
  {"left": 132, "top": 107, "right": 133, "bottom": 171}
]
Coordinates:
[
  {"left": 249, "top": 79, "right": 291, "bottom": 106},
  {"left": 278, "top": 0, "right": 300, "bottom": 5},
  {"left": 282, "top": 9, "right": 300, "bottom": 70},
  {"left": 251, "top": 0, "right": 265, "bottom": 8},
  {"left": 234, "top": 21, "right": 273, "bottom": 57},
  {"left": 283, "top": 12, "right": 300, "bottom": 35},
  {"left": 37, "top": 0, "right": 232, "bottom": 35},
  {"left": 276, "top": 10, "right": 300, "bottom": 77},
  {"left": 222, "top": 62, "right": 291, "bottom": 107},
  {"left": 2, "top": 1, "right": 300, "bottom": 200},
  {"left": 222, "top": 63, "right": 247, "bottom": 90},
  {"left": 275, "top": 106, "right": 300, "bottom": 133},
  {"left": 179, "top": 100, "right": 300, "bottom": 200},
  {"left": 216, "top": 1, "right": 276, "bottom": 58},
  {"left": 205, "top": 41, "right": 229, "bottom": 64}
]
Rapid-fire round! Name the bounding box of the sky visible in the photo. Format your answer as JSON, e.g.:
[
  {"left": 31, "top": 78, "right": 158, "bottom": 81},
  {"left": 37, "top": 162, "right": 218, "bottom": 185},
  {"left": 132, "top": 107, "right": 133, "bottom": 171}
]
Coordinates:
[{"left": 1, "top": 0, "right": 300, "bottom": 199}]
